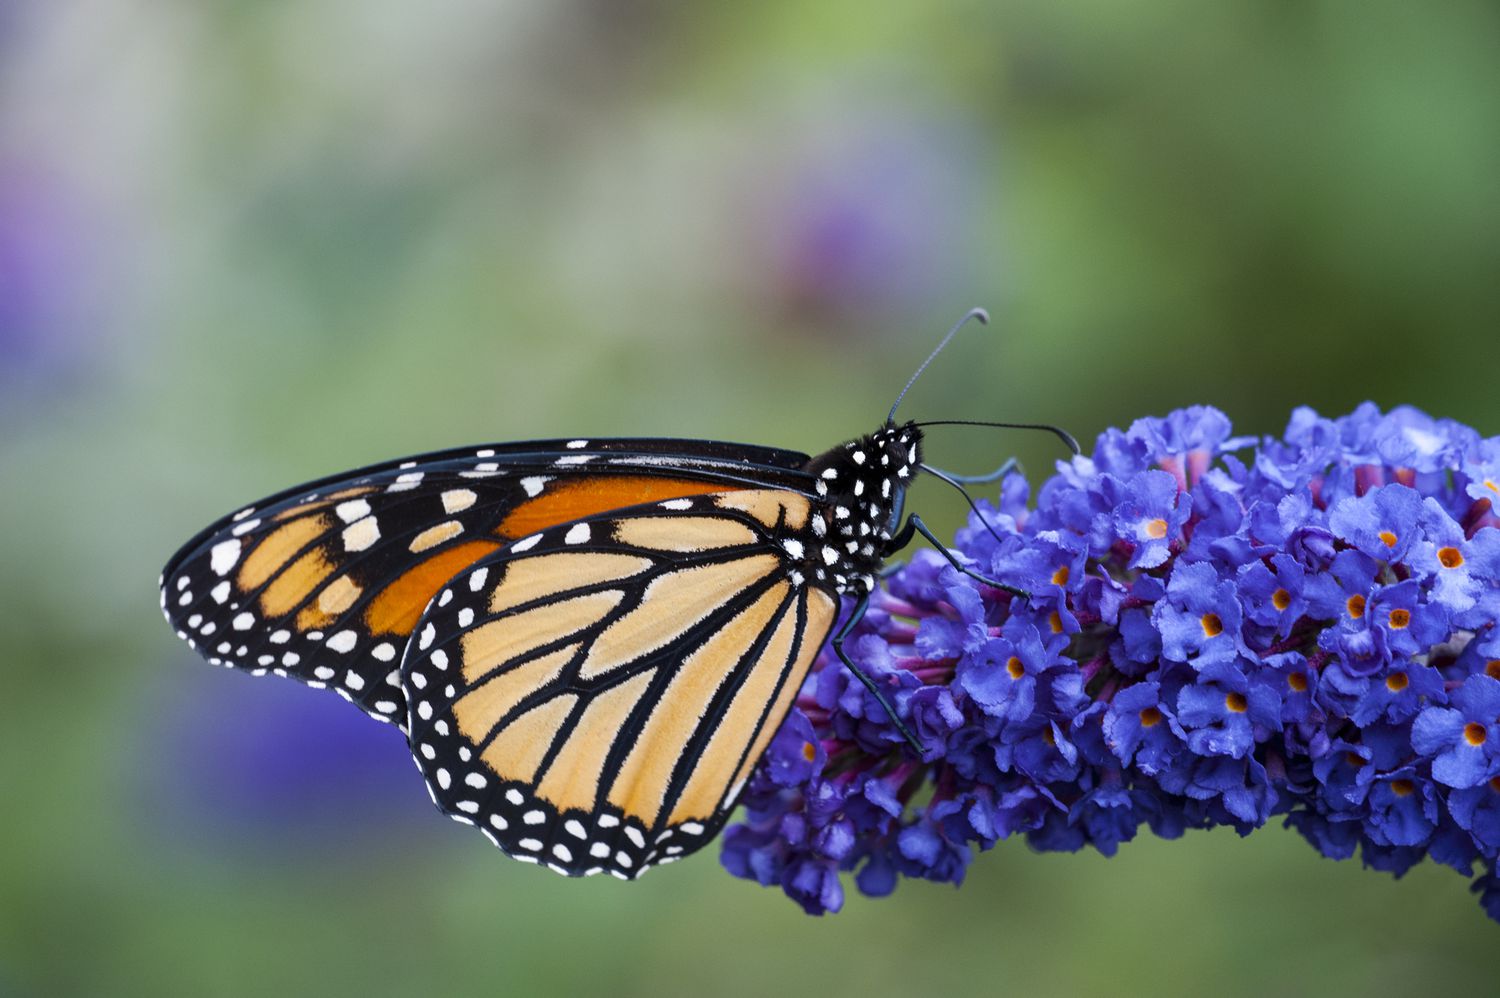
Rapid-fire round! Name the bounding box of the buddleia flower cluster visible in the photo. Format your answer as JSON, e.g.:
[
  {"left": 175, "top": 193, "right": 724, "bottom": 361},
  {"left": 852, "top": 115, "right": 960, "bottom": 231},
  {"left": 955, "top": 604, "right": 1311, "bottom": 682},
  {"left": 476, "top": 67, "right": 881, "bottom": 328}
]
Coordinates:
[{"left": 721, "top": 404, "right": 1500, "bottom": 920}]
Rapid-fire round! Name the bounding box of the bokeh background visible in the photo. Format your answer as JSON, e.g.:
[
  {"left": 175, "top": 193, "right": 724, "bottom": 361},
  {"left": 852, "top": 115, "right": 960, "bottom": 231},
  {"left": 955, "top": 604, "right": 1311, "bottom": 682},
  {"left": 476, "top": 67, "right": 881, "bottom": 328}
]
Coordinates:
[{"left": 3, "top": 2, "right": 1498, "bottom": 995}]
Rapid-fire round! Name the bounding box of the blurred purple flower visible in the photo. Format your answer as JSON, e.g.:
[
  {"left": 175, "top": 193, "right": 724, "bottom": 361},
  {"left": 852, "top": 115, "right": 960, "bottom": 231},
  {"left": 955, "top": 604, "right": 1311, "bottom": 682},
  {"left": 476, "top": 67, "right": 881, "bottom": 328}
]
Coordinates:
[{"left": 140, "top": 660, "right": 430, "bottom": 861}]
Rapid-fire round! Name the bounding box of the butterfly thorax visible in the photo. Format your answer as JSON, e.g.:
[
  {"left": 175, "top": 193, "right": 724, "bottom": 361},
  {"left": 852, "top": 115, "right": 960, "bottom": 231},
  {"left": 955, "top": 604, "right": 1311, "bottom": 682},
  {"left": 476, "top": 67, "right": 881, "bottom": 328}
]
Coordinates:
[{"left": 796, "top": 420, "right": 923, "bottom": 596}]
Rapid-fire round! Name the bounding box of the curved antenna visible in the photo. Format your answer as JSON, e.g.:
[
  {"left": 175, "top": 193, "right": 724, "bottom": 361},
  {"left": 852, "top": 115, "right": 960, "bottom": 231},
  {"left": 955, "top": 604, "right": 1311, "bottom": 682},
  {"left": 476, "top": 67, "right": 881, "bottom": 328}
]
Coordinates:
[
  {"left": 888, "top": 307, "right": 989, "bottom": 423},
  {"left": 914, "top": 418, "right": 1082, "bottom": 456}
]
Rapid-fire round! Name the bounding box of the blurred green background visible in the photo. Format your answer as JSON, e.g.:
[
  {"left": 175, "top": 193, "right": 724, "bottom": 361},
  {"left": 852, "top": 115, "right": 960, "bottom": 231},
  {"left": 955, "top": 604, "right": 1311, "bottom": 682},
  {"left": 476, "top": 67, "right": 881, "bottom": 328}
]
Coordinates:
[{"left": 3, "top": 2, "right": 1498, "bottom": 995}]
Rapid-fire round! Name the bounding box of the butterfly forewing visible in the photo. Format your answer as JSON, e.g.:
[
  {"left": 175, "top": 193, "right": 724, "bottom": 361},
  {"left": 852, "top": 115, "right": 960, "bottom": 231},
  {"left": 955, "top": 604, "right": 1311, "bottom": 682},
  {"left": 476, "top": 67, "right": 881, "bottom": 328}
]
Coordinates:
[
  {"left": 160, "top": 439, "right": 814, "bottom": 726},
  {"left": 401, "top": 489, "right": 839, "bottom": 877}
]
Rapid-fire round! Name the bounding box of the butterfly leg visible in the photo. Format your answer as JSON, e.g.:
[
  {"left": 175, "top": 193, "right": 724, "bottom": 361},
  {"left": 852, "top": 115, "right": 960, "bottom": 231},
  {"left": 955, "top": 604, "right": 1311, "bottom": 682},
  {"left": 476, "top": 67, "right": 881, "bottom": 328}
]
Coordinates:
[
  {"left": 922, "top": 456, "right": 1019, "bottom": 485},
  {"left": 889, "top": 513, "right": 1032, "bottom": 601},
  {"left": 830, "top": 592, "right": 925, "bottom": 756}
]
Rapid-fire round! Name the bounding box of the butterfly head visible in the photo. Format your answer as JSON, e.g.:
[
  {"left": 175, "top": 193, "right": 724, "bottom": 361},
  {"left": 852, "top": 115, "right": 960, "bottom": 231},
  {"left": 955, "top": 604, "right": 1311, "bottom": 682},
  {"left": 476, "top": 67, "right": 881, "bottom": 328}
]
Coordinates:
[{"left": 800, "top": 420, "right": 923, "bottom": 594}]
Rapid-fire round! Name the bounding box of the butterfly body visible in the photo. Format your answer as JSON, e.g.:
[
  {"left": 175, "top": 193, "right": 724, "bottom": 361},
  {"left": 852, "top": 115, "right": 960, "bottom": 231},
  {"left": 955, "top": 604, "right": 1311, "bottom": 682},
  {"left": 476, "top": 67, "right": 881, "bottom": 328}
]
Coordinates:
[{"left": 161, "top": 421, "right": 926, "bottom": 877}]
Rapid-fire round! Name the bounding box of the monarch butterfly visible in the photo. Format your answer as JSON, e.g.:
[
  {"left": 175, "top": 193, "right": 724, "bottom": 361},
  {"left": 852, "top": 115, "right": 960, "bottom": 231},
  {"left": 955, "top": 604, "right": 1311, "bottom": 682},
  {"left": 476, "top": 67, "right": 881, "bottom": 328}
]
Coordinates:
[{"left": 159, "top": 310, "right": 1077, "bottom": 878}]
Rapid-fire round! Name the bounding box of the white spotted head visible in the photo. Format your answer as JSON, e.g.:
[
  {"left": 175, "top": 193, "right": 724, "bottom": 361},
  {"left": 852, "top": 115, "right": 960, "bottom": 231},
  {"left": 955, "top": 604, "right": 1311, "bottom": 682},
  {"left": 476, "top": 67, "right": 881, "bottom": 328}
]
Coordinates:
[{"left": 800, "top": 421, "right": 922, "bottom": 593}]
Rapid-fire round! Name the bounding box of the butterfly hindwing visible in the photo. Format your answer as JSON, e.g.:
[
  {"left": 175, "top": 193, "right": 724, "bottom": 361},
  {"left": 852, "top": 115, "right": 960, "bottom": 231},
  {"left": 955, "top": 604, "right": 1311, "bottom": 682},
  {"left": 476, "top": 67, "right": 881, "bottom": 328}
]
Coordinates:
[
  {"left": 160, "top": 440, "right": 814, "bottom": 726},
  {"left": 401, "top": 488, "right": 839, "bottom": 877}
]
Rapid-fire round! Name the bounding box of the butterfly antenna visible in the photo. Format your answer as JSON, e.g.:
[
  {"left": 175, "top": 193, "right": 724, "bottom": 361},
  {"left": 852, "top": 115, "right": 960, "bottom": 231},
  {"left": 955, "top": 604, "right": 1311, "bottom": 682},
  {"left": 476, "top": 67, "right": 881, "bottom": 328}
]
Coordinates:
[
  {"left": 888, "top": 307, "right": 989, "bottom": 423},
  {"left": 915, "top": 418, "right": 1082, "bottom": 456}
]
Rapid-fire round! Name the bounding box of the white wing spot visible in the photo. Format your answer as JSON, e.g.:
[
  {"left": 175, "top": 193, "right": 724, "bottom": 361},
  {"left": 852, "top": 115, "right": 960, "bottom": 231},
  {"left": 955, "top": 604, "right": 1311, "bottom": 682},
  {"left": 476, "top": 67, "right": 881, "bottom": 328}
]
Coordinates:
[
  {"left": 442, "top": 489, "right": 478, "bottom": 514},
  {"left": 660, "top": 498, "right": 694, "bottom": 511},
  {"left": 388, "top": 472, "right": 425, "bottom": 493},
  {"left": 210, "top": 540, "right": 242, "bottom": 576},
  {"left": 457, "top": 608, "right": 474, "bottom": 628},
  {"left": 270, "top": 629, "right": 290, "bottom": 644},
  {"left": 512, "top": 534, "right": 542, "bottom": 553},
  {"left": 566, "top": 439, "right": 589, "bottom": 449},
  {"left": 555, "top": 455, "right": 592, "bottom": 466},
  {"left": 436, "top": 768, "right": 451, "bottom": 789},
  {"left": 371, "top": 641, "right": 396, "bottom": 661},
  {"left": 465, "top": 772, "right": 487, "bottom": 789},
  {"left": 210, "top": 581, "right": 231, "bottom": 604},
  {"left": 552, "top": 843, "right": 573, "bottom": 862},
  {"left": 231, "top": 518, "right": 261, "bottom": 536},
  {"left": 327, "top": 630, "right": 357, "bottom": 653},
  {"left": 565, "top": 523, "right": 591, "bottom": 545},
  {"left": 419, "top": 623, "right": 436, "bottom": 650},
  {"left": 343, "top": 517, "right": 380, "bottom": 552},
  {"left": 313, "top": 666, "right": 335, "bottom": 680},
  {"left": 336, "top": 499, "right": 371, "bottom": 523},
  {"left": 468, "top": 568, "right": 489, "bottom": 592},
  {"left": 430, "top": 649, "right": 449, "bottom": 670},
  {"left": 232, "top": 612, "right": 255, "bottom": 631},
  {"left": 523, "top": 810, "right": 546, "bottom": 825},
  {"left": 506, "top": 789, "right": 525, "bottom": 805},
  {"left": 520, "top": 476, "right": 548, "bottom": 497},
  {"left": 345, "top": 671, "right": 365, "bottom": 691},
  {"left": 565, "top": 820, "right": 586, "bottom": 839}
]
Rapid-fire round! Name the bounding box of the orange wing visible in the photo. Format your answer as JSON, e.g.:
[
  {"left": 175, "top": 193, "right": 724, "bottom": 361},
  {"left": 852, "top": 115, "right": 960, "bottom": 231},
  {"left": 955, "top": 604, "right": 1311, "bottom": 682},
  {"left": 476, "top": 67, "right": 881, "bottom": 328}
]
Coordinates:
[
  {"left": 402, "top": 489, "right": 837, "bottom": 877},
  {"left": 159, "top": 439, "right": 813, "bottom": 726}
]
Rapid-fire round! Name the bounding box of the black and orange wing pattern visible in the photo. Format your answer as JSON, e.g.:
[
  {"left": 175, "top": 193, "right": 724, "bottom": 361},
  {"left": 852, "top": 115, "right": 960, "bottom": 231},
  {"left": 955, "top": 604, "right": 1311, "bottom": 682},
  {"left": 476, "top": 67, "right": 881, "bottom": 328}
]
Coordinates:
[
  {"left": 159, "top": 439, "right": 812, "bottom": 727},
  {"left": 403, "top": 488, "right": 839, "bottom": 877},
  {"left": 162, "top": 421, "right": 928, "bottom": 877}
]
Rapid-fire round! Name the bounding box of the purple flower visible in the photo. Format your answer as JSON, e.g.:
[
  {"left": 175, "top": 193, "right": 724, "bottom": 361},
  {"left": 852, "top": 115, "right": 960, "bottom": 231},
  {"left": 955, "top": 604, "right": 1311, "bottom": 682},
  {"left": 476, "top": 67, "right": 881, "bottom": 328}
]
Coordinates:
[
  {"left": 723, "top": 404, "right": 1500, "bottom": 925},
  {"left": 1112, "top": 470, "right": 1191, "bottom": 569},
  {"left": 1413, "top": 675, "right": 1500, "bottom": 788},
  {"left": 1153, "top": 562, "right": 1246, "bottom": 669},
  {"left": 1237, "top": 554, "right": 1308, "bottom": 640}
]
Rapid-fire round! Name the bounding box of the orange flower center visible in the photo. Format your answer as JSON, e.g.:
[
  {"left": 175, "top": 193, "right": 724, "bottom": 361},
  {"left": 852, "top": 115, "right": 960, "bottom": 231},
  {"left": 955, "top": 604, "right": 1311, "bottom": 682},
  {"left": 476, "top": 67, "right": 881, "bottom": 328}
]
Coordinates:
[
  {"left": 1346, "top": 752, "right": 1365, "bottom": 768},
  {"left": 1390, "top": 779, "right": 1416, "bottom": 798},
  {"left": 1145, "top": 518, "right": 1168, "bottom": 540},
  {"left": 1139, "top": 707, "right": 1163, "bottom": 728},
  {"left": 1438, "top": 546, "right": 1464, "bottom": 569},
  {"left": 1347, "top": 594, "right": 1366, "bottom": 619},
  {"left": 1200, "top": 613, "right": 1223, "bottom": 638},
  {"left": 1464, "top": 723, "right": 1487, "bottom": 746},
  {"left": 1378, "top": 530, "right": 1398, "bottom": 548},
  {"left": 1271, "top": 588, "right": 1291, "bottom": 611},
  {"left": 1387, "top": 608, "right": 1411, "bottom": 629},
  {"left": 1385, "top": 672, "right": 1409, "bottom": 692},
  {"left": 1490, "top": 775, "right": 1500, "bottom": 794},
  {"left": 1486, "top": 660, "right": 1500, "bottom": 680},
  {"left": 1287, "top": 672, "right": 1308, "bottom": 692},
  {"left": 802, "top": 741, "right": 817, "bottom": 762},
  {"left": 1006, "top": 656, "right": 1025, "bottom": 680},
  {"left": 1225, "top": 692, "right": 1248, "bottom": 713},
  {"left": 1051, "top": 565, "right": 1070, "bottom": 586},
  {"left": 1048, "top": 611, "right": 1064, "bottom": 634}
]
